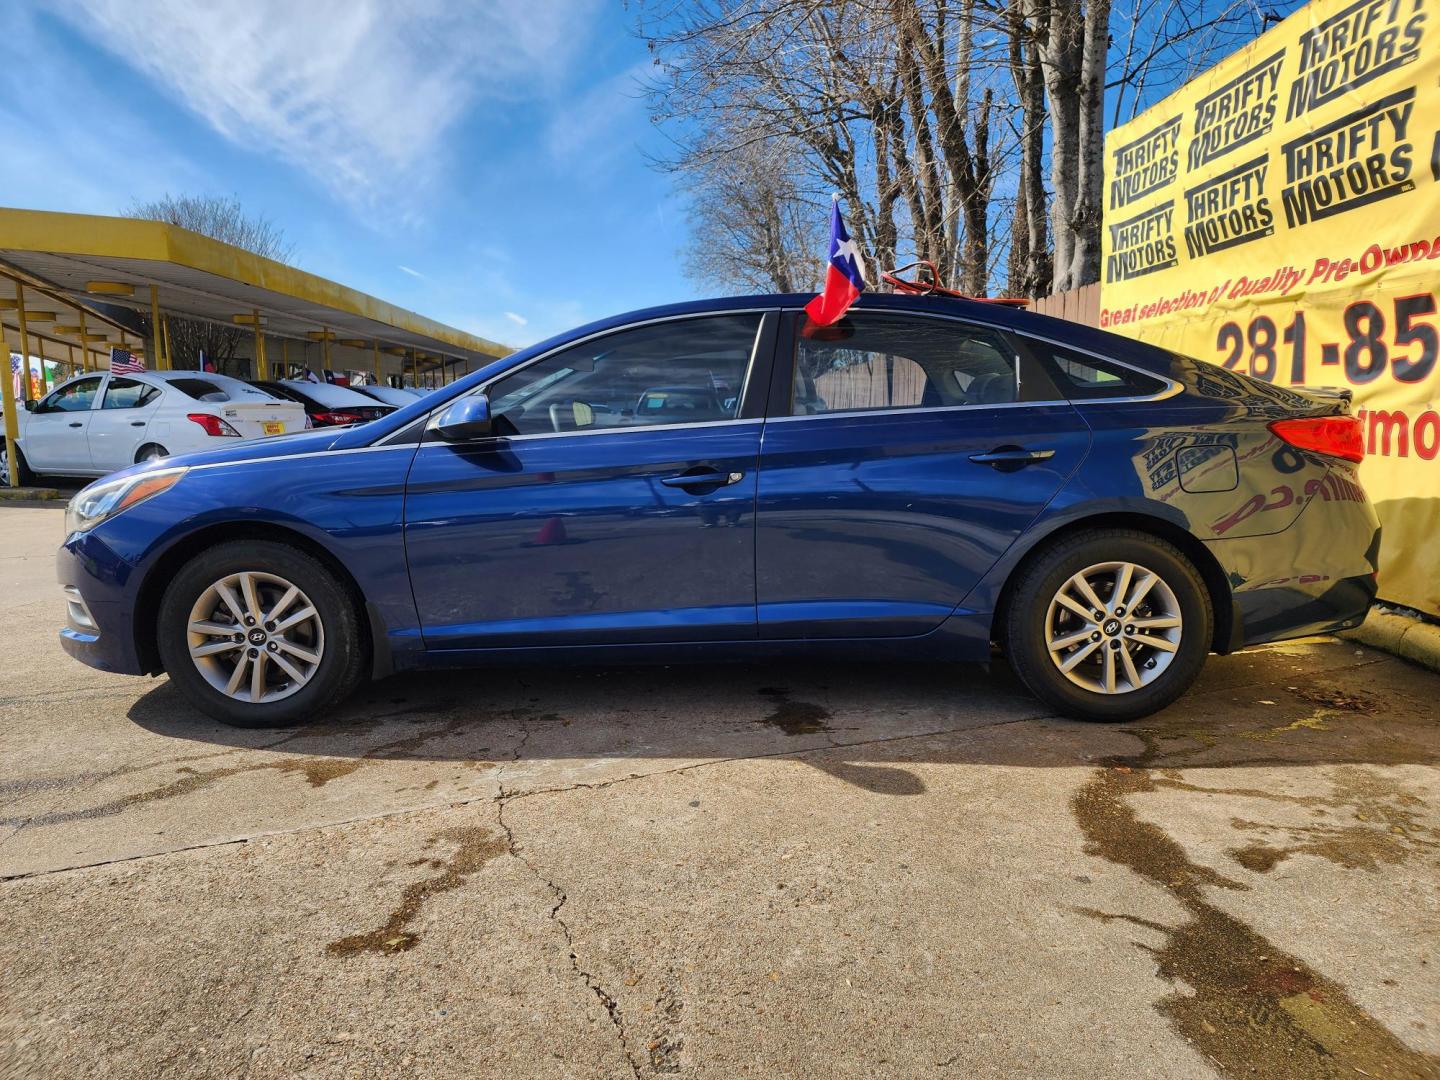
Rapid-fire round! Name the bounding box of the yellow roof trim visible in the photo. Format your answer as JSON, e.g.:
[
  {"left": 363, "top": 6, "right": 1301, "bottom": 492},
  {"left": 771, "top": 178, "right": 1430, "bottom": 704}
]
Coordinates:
[{"left": 0, "top": 207, "right": 509, "bottom": 359}]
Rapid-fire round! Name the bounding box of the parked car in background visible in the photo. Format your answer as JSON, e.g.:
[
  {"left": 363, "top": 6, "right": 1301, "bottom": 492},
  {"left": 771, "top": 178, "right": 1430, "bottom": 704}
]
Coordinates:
[
  {"left": 4, "top": 370, "right": 305, "bottom": 483},
  {"left": 249, "top": 380, "right": 396, "bottom": 427},
  {"left": 56, "top": 294, "right": 1379, "bottom": 728},
  {"left": 350, "top": 384, "right": 421, "bottom": 409}
]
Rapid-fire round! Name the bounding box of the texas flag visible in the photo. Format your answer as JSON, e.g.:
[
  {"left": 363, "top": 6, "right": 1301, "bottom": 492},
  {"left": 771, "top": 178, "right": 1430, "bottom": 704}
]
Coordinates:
[{"left": 804, "top": 199, "right": 867, "bottom": 327}]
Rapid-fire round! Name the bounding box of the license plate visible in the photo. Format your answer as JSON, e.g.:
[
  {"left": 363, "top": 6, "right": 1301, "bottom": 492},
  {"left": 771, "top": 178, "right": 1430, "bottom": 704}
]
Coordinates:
[{"left": 261, "top": 421, "right": 285, "bottom": 436}]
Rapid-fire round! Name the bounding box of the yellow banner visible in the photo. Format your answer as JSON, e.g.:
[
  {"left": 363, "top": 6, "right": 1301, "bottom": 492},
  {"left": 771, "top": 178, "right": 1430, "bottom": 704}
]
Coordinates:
[{"left": 1100, "top": 0, "right": 1439, "bottom": 614}]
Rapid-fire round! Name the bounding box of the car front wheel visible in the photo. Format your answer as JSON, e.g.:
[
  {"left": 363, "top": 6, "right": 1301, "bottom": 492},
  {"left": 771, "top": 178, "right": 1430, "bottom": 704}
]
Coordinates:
[
  {"left": 1003, "top": 529, "right": 1213, "bottom": 722},
  {"left": 157, "top": 540, "right": 365, "bottom": 727},
  {"left": 1, "top": 443, "right": 37, "bottom": 486}
]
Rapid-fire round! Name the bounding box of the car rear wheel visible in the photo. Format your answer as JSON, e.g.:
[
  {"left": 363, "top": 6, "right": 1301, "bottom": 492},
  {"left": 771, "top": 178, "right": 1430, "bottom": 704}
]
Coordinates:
[
  {"left": 136, "top": 444, "right": 168, "bottom": 464},
  {"left": 157, "top": 540, "right": 365, "bottom": 727},
  {"left": 1003, "top": 529, "right": 1212, "bottom": 722}
]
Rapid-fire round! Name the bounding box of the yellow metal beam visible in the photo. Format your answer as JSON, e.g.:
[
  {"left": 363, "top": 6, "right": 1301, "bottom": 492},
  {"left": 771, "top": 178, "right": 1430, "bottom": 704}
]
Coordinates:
[
  {"left": 149, "top": 285, "right": 165, "bottom": 370},
  {"left": 15, "top": 282, "right": 33, "bottom": 403},
  {"left": 85, "top": 280, "right": 134, "bottom": 296},
  {"left": 253, "top": 309, "right": 267, "bottom": 381}
]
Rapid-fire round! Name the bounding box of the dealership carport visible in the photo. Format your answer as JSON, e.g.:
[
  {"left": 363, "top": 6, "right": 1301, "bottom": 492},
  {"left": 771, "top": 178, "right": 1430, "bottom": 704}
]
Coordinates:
[{"left": 1, "top": 207, "right": 510, "bottom": 486}]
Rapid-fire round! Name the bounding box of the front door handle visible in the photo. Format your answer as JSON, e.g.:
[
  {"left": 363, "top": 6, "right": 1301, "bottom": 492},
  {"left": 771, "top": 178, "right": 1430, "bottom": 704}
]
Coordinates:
[
  {"left": 969, "top": 446, "right": 1056, "bottom": 472},
  {"left": 660, "top": 467, "right": 745, "bottom": 491}
]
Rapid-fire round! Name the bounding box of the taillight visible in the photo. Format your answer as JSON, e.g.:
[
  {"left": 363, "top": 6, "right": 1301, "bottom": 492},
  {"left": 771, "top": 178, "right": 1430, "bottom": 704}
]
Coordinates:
[
  {"left": 1268, "top": 416, "right": 1364, "bottom": 463},
  {"left": 186, "top": 413, "right": 241, "bottom": 437},
  {"left": 311, "top": 410, "right": 362, "bottom": 425}
]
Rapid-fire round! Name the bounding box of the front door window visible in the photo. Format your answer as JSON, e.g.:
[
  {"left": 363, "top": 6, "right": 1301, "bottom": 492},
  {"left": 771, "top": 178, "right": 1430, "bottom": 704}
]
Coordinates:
[
  {"left": 485, "top": 314, "right": 762, "bottom": 436},
  {"left": 37, "top": 377, "right": 103, "bottom": 413}
]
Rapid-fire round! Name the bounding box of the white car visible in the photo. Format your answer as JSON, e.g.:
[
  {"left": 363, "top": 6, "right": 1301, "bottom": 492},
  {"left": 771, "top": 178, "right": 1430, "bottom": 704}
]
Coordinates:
[
  {"left": 5, "top": 370, "right": 307, "bottom": 483},
  {"left": 349, "top": 384, "right": 421, "bottom": 409}
]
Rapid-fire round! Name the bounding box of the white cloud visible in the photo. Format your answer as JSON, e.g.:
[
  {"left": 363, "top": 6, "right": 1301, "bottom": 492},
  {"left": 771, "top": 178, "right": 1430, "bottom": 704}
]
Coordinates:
[
  {"left": 398, "top": 265, "right": 425, "bottom": 279},
  {"left": 0, "top": 11, "right": 211, "bottom": 213},
  {"left": 504, "top": 311, "right": 528, "bottom": 326},
  {"left": 546, "top": 60, "right": 655, "bottom": 167},
  {"left": 49, "top": 0, "right": 599, "bottom": 210}
]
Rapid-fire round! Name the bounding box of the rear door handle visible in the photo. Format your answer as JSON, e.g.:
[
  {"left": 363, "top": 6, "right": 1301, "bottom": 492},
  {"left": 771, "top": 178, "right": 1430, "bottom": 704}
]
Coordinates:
[
  {"left": 68, "top": 421, "right": 84, "bottom": 428},
  {"left": 130, "top": 421, "right": 146, "bottom": 427},
  {"left": 660, "top": 467, "right": 745, "bottom": 490},
  {"left": 968, "top": 446, "right": 1055, "bottom": 472}
]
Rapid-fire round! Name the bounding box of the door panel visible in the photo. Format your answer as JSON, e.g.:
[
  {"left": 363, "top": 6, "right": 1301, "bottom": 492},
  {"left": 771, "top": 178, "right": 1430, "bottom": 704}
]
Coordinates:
[
  {"left": 25, "top": 376, "right": 104, "bottom": 472},
  {"left": 755, "top": 405, "right": 1090, "bottom": 637},
  {"left": 404, "top": 424, "right": 761, "bottom": 649},
  {"left": 87, "top": 377, "right": 162, "bottom": 471}
]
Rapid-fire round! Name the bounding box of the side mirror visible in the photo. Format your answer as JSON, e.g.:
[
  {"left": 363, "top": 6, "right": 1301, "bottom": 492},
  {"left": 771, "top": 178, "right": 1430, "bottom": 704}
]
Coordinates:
[
  {"left": 23, "top": 399, "right": 37, "bottom": 412},
  {"left": 433, "top": 394, "right": 494, "bottom": 441}
]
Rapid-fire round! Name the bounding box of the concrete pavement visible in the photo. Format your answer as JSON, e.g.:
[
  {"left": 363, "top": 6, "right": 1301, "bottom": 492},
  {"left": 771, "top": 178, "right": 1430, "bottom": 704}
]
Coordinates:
[{"left": 2, "top": 505, "right": 1438, "bottom": 1078}]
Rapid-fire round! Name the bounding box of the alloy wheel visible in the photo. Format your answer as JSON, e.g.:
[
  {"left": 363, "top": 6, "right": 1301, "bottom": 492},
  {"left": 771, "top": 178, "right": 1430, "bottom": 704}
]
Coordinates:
[
  {"left": 1044, "top": 560, "right": 1183, "bottom": 695},
  {"left": 186, "top": 571, "right": 325, "bottom": 703}
]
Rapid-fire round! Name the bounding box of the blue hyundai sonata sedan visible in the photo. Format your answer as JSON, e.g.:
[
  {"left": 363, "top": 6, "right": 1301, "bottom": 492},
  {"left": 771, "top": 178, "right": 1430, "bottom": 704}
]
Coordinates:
[{"left": 56, "top": 293, "right": 1379, "bottom": 727}]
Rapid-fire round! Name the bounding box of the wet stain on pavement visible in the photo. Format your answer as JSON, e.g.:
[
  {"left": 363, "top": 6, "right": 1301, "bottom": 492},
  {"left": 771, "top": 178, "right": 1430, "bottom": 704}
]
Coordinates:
[
  {"left": 757, "top": 687, "right": 832, "bottom": 736},
  {"left": 1072, "top": 734, "right": 1440, "bottom": 1080},
  {"left": 325, "top": 824, "right": 506, "bottom": 957},
  {"left": 2, "top": 711, "right": 513, "bottom": 831}
]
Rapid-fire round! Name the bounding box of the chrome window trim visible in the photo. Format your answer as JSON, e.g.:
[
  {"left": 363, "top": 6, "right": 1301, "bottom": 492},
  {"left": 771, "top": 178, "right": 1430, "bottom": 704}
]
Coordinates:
[
  {"left": 765, "top": 399, "right": 1075, "bottom": 424},
  {"left": 778, "top": 305, "right": 1184, "bottom": 408},
  {"left": 413, "top": 416, "right": 761, "bottom": 450},
  {"left": 374, "top": 309, "right": 772, "bottom": 448}
]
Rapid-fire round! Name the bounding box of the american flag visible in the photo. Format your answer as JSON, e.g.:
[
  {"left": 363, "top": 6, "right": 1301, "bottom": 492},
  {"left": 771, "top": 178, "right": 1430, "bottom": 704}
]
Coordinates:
[{"left": 109, "top": 347, "right": 145, "bottom": 375}]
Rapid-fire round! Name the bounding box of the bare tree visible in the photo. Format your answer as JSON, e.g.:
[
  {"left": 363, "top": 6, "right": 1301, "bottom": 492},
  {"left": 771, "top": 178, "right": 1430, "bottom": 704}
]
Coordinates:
[
  {"left": 125, "top": 194, "right": 294, "bottom": 375},
  {"left": 680, "top": 129, "right": 825, "bottom": 292},
  {"left": 644, "top": 0, "right": 1283, "bottom": 300}
]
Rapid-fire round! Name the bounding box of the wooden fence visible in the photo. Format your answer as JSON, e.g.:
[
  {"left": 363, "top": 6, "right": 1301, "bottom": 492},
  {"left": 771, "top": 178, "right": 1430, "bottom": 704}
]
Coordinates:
[{"left": 1028, "top": 283, "right": 1100, "bottom": 327}]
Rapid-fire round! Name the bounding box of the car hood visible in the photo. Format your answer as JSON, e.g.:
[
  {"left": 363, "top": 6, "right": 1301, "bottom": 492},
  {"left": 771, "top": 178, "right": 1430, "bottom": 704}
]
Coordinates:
[{"left": 89, "top": 427, "right": 349, "bottom": 488}]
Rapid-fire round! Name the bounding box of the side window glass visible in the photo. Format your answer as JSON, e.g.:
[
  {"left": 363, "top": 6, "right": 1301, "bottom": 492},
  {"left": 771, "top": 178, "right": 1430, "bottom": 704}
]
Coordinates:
[
  {"left": 1025, "top": 340, "right": 1169, "bottom": 400},
  {"left": 486, "top": 314, "right": 761, "bottom": 436},
  {"left": 793, "top": 314, "right": 1018, "bottom": 416},
  {"left": 37, "top": 377, "right": 103, "bottom": 414},
  {"left": 102, "top": 378, "right": 160, "bottom": 410}
]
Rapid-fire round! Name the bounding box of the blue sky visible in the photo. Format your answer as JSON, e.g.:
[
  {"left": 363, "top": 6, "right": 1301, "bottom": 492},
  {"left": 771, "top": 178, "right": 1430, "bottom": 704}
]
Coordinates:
[{"left": 0, "top": 1, "right": 687, "bottom": 349}]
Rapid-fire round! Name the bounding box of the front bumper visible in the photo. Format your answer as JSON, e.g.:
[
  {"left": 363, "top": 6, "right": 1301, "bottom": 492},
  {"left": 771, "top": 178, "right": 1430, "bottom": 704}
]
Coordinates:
[{"left": 56, "top": 530, "right": 149, "bottom": 676}]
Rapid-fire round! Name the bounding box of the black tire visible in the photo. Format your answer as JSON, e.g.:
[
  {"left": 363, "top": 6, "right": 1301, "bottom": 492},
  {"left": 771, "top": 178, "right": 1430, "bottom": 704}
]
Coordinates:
[
  {"left": 3, "top": 442, "right": 37, "bottom": 486},
  {"left": 1002, "top": 529, "right": 1213, "bottom": 722},
  {"left": 156, "top": 540, "right": 365, "bottom": 727},
  {"left": 136, "top": 444, "right": 169, "bottom": 464}
]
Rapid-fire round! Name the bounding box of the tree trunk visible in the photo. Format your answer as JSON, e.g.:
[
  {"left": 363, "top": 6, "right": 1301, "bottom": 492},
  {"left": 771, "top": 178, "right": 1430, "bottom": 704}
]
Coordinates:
[
  {"left": 1057, "top": 0, "right": 1111, "bottom": 290},
  {"left": 1008, "top": 0, "right": 1051, "bottom": 296}
]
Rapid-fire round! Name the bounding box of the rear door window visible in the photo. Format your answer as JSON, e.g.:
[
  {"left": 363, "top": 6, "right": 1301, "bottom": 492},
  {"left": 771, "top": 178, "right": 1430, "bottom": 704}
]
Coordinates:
[
  {"left": 102, "top": 378, "right": 162, "bottom": 409},
  {"left": 791, "top": 313, "right": 1025, "bottom": 415},
  {"left": 1021, "top": 339, "right": 1170, "bottom": 400}
]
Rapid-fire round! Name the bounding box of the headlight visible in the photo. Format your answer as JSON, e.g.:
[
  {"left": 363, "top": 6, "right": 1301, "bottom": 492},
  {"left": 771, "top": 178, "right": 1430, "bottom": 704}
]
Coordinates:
[{"left": 65, "top": 468, "right": 188, "bottom": 535}]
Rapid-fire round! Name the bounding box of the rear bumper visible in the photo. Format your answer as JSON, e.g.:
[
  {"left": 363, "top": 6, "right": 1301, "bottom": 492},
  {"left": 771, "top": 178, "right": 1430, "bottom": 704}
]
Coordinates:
[{"left": 1206, "top": 465, "right": 1381, "bottom": 648}]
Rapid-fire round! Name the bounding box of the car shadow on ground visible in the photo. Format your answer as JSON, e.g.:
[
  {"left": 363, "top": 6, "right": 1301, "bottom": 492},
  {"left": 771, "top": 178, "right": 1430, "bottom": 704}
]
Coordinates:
[{"left": 124, "top": 648, "right": 1440, "bottom": 791}]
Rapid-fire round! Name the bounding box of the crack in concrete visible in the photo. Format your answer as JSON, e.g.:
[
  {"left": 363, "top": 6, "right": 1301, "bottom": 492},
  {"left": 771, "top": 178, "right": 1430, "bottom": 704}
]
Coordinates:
[
  {"left": 495, "top": 782, "right": 644, "bottom": 1079},
  {"left": 0, "top": 713, "right": 1052, "bottom": 883}
]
